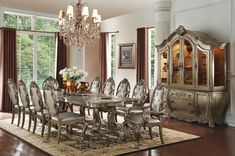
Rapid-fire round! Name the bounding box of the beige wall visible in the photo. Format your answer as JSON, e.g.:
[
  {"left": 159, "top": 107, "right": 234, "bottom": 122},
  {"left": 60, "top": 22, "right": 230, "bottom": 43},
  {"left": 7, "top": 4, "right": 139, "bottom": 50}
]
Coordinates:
[{"left": 85, "top": 41, "right": 100, "bottom": 84}]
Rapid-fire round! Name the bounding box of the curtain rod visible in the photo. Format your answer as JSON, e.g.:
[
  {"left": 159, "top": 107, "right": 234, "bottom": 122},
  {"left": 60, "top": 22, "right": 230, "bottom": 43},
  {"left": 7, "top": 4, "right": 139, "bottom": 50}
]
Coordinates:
[
  {"left": 16, "top": 29, "right": 57, "bottom": 34},
  {"left": 101, "top": 31, "right": 119, "bottom": 33}
]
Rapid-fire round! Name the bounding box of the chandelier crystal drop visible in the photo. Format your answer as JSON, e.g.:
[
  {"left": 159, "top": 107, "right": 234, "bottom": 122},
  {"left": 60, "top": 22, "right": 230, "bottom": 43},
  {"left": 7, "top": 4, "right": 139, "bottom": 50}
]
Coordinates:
[{"left": 58, "top": 0, "right": 101, "bottom": 47}]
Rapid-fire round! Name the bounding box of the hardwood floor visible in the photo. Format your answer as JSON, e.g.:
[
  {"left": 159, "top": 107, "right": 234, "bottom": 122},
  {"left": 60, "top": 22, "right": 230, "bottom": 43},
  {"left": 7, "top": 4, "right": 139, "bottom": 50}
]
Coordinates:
[{"left": 0, "top": 112, "right": 235, "bottom": 156}]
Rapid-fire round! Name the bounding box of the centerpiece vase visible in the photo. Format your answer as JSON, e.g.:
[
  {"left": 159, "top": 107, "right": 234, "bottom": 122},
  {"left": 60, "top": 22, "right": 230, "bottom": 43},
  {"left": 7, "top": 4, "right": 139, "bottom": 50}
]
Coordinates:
[{"left": 68, "top": 81, "right": 78, "bottom": 94}]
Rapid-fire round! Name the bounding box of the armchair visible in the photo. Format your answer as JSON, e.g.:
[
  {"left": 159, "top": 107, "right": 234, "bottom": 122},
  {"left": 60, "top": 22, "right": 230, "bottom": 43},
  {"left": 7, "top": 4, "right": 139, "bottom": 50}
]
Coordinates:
[
  {"left": 122, "top": 84, "right": 165, "bottom": 148},
  {"left": 43, "top": 87, "right": 87, "bottom": 144},
  {"left": 116, "top": 79, "right": 147, "bottom": 119}
]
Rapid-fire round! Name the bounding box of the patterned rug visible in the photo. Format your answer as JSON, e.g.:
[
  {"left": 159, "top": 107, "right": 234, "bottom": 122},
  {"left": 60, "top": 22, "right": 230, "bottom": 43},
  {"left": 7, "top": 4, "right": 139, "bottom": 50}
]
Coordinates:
[{"left": 0, "top": 118, "right": 200, "bottom": 156}]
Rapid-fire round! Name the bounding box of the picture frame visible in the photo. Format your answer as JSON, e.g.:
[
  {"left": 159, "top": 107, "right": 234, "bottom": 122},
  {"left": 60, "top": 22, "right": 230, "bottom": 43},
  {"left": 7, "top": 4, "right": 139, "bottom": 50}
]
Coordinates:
[{"left": 118, "top": 43, "right": 135, "bottom": 69}]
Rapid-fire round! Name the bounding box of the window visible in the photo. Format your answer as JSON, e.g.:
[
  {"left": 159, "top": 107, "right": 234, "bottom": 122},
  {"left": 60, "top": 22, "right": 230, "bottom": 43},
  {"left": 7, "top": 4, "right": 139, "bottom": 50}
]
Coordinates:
[
  {"left": 148, "top": 28, "right": 157, "bottom": 88},
  {"left": 107, "top": 33, "right": 116, "bottom": 79},
  {"left": 4, "top": 11, "right": 58, "bottom": 87}
]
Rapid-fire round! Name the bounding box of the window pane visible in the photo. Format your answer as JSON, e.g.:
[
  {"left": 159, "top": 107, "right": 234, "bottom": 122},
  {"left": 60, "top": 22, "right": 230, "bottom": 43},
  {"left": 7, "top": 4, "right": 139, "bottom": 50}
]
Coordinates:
[
  {"left": 3, "top": 13, "right": 17, "bottom": 28},
  {"left": 172, "top": 40, "right": 180, "bottom": 84},
  {"left": 17, "top": 33, "right": 34, "bottom": 87},
  {"left": 197, "top": 49, "right": 208, "bottom": 86},
  {"left": 214, "top": 48, "right": 225, "bottom": 86},
  {"left": 36, "top": 18, "right": 58, "bottom": 32},
  {"left": 4, "top": 13, "right": 31, "bottom": 30},
  {"left": 183, "top": 40, "right": 193, "bottom": 85},
  {"left": 37, "top": 35, "right": 56, "bottom": 87},
  {"left": 17, "top": 15, "right": 32, "bottom": 30}
]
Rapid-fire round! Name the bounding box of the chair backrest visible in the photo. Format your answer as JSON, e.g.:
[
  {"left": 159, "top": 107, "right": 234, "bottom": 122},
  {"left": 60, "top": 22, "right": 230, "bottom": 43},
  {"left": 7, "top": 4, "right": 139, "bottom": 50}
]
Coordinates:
[
  {"left": 30, "top": 81, "right": 43, "bottom": 112},
  {"left": 89, "top": 76, "right": 100, "bottom": 94},
  {"left": 150, "top": 84, "right": 165, "bottom": 112},
  {"left": 116, "top": 78, "right": 130, "bottom": 98},
  {"left": 102, "top": 77, "right": 115, "bottom": 95},
  {"left": 132, "top": 79, "right": 147, "bottom": 107},
  {"left": 43, "top": 87, "right": 58, "bottom": 117},
  {"left": 7, "top": 79, "right": 19, "bottom": 106},
  {"left": 42, "top": 76, "right": 59, "bottom": 91},
  {"left": 18, "top": 80, "right": 30, "bottom": 108}
]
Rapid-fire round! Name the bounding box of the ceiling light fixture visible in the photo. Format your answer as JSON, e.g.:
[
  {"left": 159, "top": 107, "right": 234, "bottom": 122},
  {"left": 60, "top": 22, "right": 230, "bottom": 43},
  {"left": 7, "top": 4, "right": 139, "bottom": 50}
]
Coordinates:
[{"left": 58, "top": 0, "right": 101, "bottom": 47}]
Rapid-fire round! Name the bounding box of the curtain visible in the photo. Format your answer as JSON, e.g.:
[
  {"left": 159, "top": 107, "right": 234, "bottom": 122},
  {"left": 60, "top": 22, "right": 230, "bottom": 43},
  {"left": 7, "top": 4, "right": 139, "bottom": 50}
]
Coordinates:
[
  {"left": 136, "top": 27, "right": 149, "bottom": 102},
  {"left": 0, "top": 28, "right": 17, "bottom": 112},
  {"left": 56, "top": 32, "right": 67, "bottom": 88},
  {"left": 99, "top": 32, "right": 107, "bottom": 87}
]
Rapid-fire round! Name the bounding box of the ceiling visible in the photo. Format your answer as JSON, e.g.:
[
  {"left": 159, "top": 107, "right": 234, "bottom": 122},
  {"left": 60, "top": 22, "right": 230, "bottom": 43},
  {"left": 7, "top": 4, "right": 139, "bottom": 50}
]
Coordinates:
[{"left": 0, "top": 0, "right": 156, "bottom": 20}]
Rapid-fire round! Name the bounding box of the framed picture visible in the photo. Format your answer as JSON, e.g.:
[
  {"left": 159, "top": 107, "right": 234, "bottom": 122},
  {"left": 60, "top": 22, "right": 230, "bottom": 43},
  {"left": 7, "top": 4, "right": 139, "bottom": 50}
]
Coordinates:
[{"left": 118, "top": 43, "right": 135, "bottom": 69}]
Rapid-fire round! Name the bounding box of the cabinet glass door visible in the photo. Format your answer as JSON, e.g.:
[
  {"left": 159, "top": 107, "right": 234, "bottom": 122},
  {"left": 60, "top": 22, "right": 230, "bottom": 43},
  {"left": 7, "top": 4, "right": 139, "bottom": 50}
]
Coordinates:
[
  {"left": 214, "top": 47, "right": 225, "bottom": 86},
  {"left": 197, "top": 48, "right": 208, "bottom": 86},
  {"left": 172, "top": 40, "right": 180, "bottom": 84},
  {"left": 183, "top": 40, "right": 193, "bottom": 85},
  {"left": 160, "top": 50, "right": 168, "bottom": 83}
]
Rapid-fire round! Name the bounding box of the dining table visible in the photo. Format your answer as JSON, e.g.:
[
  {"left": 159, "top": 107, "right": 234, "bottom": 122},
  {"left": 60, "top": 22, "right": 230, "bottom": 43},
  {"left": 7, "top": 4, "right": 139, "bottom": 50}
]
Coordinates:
[{"left": 56, "top": 91, "right": 124, "bottom": 132}]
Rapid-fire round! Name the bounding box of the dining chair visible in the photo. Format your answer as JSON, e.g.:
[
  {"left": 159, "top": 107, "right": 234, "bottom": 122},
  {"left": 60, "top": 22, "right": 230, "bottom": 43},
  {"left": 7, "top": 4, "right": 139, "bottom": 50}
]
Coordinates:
[
  {"left": 42, "top": 76, "right": 66, "bottom": 112},
  {"left": 114, "top": 78, "right": 131, "bottom": 121},
  {"left": 29, "top": 81, "right": 49, "bottom": 137},
  {"left": 42, "top": 76, "right": 60, "bottom": 90},
  {"left": 116, "top": 79, "right": 147, "bottom": 119},
  {"left": 102, "top": 77, "right": 115, "bottom": 95},
  {"left": 122, "top": 84, "right": 164, "bottom": 148},
  {"left": 18, "top": 80, "right": 34, "bottom": 131},
  {"left": 89, "top": 76, "right": 100, "bottom": 94},
  {"left": 100, "top": 77, "right": 115, "bottom": 119},
  {"left": 86, "top": 76, "right": 101, "bottom": 115},
  {"left": 116, "top": 78, "right": 131, "bottom": 98},
  {"left": 7, "top": 79, "right": 21, "bottom": 127},
  {"left": 43, "top": 87, "right": 87, "bottom": 144}
]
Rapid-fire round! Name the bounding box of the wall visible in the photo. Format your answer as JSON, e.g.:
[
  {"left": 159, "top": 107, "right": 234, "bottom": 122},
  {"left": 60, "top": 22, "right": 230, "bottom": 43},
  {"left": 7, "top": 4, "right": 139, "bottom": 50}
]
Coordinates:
[
  {"left": 101, "top": 9, "right": 155, "bottom": 91},
  {"left": 171, "top": 0, "right": 235, "bottom": 126},
  {"left": 85, "top": 41, "right": 100, "bottom": 83}
]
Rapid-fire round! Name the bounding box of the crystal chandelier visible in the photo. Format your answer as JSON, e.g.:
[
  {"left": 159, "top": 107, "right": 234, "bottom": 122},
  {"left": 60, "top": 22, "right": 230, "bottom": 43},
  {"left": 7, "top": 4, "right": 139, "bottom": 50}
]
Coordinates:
[{"left": 58, "top": 0, "right": 101, "bottom": 47}]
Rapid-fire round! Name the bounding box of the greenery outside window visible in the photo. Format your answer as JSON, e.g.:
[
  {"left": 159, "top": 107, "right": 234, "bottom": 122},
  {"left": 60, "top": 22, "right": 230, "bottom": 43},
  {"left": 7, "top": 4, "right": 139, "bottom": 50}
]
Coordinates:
[
  {"left": 3, "top": 11, "right": 58, "bottom": 88},
  {"left": 107, "top": 33, "right": 116, "bottom": 79},
  {"left": 148, "top": 28, "right": 157, "bottom": 89}
]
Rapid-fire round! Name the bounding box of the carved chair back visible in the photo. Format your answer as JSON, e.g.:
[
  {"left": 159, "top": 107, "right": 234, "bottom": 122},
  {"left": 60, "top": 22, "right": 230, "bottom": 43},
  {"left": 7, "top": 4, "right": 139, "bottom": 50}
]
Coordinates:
[
  {"left": 43, "top": 87, "right": 59, "bottom": 117},
  {"left": 42, "top": 76, "right": 59, "bottom": 91},
  {"left": 30, "top": 81, "right": 44, "bottom": 112},
  {"left": 18, "top": 80, "right": 30, "bottom": 108},
  {"left": 116, "top": 78, "right": 131, "bottom": 98},
  {"left": 102, "top": 77, "right": 115, "bottom": 95},
  {"left": 89, "top": 76, "right": 100, "bottom": 94},
  {"left": 7, "top": 79, "right": 19, "bottom": 106},
  {"left": 150, "top": 84, "right": 165, "bottom": 113},
  {"left": 132, "top": 79, "right": 147, "bottom": 107}
]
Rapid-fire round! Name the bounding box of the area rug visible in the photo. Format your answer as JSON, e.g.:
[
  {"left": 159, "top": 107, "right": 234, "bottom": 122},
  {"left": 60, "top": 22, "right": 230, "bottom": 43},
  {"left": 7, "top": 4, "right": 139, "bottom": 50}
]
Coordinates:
[{"left": 0, "top": 118, "right": 200, "bottom": 156}]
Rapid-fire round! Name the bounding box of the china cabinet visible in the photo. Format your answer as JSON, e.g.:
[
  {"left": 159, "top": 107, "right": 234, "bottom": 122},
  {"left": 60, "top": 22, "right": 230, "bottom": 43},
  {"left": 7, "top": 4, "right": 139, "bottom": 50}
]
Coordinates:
[{"left": 157, "top": 25, "right": 229, "bottom": 127}]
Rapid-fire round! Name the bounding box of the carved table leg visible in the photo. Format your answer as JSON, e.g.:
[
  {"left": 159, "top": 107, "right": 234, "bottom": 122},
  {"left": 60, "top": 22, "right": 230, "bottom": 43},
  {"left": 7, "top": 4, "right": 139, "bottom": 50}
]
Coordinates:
[
  {"left": 92, "top": 108, "right": 101, "bottom": 132},
  {"left": 107, "top": 106, "right": 118, "bottom": 130},
  {"left": 80, "top": 105, "right": 86, "bottom": 116}
]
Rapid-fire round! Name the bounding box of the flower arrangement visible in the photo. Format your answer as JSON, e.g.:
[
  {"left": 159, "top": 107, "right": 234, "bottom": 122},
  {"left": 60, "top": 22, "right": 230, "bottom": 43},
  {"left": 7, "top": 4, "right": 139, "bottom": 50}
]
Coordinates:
[{"left": 59, "top": 66, "right": 88, "bottom": 82}]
